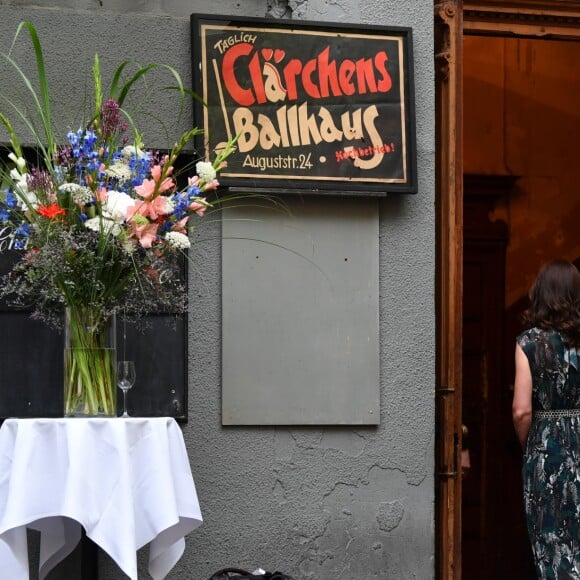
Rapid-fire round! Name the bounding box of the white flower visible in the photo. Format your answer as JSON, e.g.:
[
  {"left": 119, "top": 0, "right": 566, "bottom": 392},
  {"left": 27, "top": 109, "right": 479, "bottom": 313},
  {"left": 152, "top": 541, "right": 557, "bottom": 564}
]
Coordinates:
[
  {"left": 121, "top": 239, "right": 137, "bottom": 254},
  {"left": 8, "top": 153, "right": 26, "bottom": 171},
  {"left": 84, "top": 216, "right": 121, "bottom": 236},
  {"left": 105, "top": 160, "right": 133, "bottom": 183},
  {"left": 122, "top": 145, "right": 147, "bottom": 159},
  {"left": 13, "top": 175, "right": 39, "bottom": 209},
  {"left": 59, "top": 183, "right": 93, "bottom": 205},
  {"left": 103, "top": 190, "right": 134, "bottom": 223},
  {"left": 158, "top": 197, "right": 175, "bottom": 216},
  {"left": 196, "top": 161, "right": 216, "bottom": 183},
  {"left": 84, "top": 217, "right": 100, "bottom": 232},
  {"left": 165, "top": 231, "right": 190, "bottom": 250}
]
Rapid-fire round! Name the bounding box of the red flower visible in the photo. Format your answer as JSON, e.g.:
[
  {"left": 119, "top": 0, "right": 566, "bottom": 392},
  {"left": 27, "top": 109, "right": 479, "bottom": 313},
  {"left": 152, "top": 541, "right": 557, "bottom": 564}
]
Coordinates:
[{"left": 37, "top": 204, "right": 65, "bottom": 219}]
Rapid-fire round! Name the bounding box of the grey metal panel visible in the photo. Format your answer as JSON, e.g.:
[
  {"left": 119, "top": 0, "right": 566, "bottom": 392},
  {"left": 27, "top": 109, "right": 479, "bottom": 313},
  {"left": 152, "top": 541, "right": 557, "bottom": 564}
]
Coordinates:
[{"left": 222, "top": 197, "right": 380, "bottom": 425}]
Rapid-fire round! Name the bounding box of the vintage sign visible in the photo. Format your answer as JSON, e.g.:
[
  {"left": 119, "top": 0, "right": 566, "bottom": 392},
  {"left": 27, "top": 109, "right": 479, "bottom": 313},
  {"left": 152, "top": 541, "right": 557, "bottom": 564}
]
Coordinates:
[{"left": 191, "top": 15, "right": 417, "bottom": 195}]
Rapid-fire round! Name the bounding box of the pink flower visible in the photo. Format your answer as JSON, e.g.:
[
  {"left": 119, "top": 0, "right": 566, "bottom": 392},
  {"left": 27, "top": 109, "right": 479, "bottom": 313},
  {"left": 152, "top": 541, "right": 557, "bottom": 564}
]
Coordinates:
[
  {"left": 147, "top": 196, "right": 173, "bottom": 220},
  {"left": 135, "top": 164, "right": 175, "bottom": 200},
  {"left": 171, "top": 217, "right": 189, "bottom": 234},
  {"left": 189, "top": 198, "right": 207, "bottom": 216},
  {"left": 187, "top": 175, "right": 200, "bottom": 188},
  {"left": 134, "top": 178, "right": 155, "bottom": 199},
  {"left": 96, "top": 186, "right": 108, "bottom": 203},
  {"left": 130, "top": 196, "right": 172, "bottom": 221},
  {"left": 202, "top": 179, "right": 219, "bottom": 192},
  {"left": 131, "top": 222, "right": 159, "bottom": 248},
  {"left": 128, "top": 199, "right": 147, "bottom": 217},
  {"left": 151, "top": 164, "right": 162, "bottom": 181}
]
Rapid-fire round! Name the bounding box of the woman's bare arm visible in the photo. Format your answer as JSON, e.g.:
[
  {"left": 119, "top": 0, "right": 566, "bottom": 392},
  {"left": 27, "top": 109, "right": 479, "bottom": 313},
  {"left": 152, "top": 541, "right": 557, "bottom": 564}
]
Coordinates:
[{"left": 512, "top": 343, "right": 533, "bottom": 451}]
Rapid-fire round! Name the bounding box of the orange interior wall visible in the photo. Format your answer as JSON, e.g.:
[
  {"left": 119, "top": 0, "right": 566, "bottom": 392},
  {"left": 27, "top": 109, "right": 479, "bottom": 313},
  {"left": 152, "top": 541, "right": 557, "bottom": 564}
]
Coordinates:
[{"left": 464, "top": 36, "right": 580, "bottom": 306}]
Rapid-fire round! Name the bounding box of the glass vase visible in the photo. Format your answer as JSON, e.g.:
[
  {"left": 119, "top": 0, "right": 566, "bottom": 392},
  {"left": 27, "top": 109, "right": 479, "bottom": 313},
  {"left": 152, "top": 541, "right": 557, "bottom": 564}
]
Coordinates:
[{"left": 64, "top": 306, "right": 117, "bottom": 417}]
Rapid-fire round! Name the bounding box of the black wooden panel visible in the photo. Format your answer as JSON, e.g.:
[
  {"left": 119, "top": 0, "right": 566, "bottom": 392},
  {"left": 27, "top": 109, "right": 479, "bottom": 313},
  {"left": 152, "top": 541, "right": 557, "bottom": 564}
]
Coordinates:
[
  {"left": 118, "top": 316, "right": 188, "bottom": 419},
  {"left": 0, "top": 311, "right": 64, "bottom": 417}
]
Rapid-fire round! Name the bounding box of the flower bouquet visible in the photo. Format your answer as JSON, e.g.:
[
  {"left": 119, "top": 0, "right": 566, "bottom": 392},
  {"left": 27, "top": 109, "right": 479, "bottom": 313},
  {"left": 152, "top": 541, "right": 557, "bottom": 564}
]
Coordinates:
[{"left": 0, "top": 22, "right": 236, "bottom": 416}]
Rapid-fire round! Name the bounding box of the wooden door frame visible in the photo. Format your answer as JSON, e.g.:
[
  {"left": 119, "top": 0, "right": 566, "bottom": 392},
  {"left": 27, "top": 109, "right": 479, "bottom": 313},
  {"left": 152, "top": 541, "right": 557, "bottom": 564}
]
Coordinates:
[
  {"left": 435, "top": 2, "right": 463, "bottom": 579},
  {"left": 435, "top": 1, "right": 580, "bottom": 579}
]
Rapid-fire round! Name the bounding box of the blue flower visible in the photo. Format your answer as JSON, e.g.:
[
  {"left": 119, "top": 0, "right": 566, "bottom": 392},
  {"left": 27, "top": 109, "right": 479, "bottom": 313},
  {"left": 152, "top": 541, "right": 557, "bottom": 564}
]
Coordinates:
[
  {"left": 83, "top": 129, "right": 97, "bottom": 146},
  {"left": 14, "top": 223, "right": 31, "bottom": 237},
  {"left": 130, "top": 155, "right": 150, "bottom": 187},
  {"left": 0, "top": 207, "right": 10, "bottom": 222},
  {"left": 87, "top": 158, "right": 101, "bottom": 171},
  {"left": 171, "top": 193, "right": 190, "bottom": 220},
  {"left": 187, "top": 185, "right": 201, "bottom": 198},
  {"left": 53, "top": 166, "right": 65, "bottom": 186},
  {"left": 13, "top": 239, "right": 26, "bottom": 250},
  {"left": 5, "top": 190, "right": 18, "bottom": 208},
  {"left": 159, "top": 220, "right": 173, "bottom": 234}
]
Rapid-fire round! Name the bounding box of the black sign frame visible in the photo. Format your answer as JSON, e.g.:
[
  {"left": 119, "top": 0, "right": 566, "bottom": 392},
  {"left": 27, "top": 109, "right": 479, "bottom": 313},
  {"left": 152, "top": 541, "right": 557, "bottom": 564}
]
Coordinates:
[{"left": 191, "top": 14, "right": 417, "bottom": 196}]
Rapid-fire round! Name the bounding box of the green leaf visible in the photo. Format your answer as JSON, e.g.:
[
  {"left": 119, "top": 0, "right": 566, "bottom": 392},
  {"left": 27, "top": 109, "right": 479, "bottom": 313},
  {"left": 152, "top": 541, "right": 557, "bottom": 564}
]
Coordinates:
[
  {"left": 8, "top": 21, "right": 55, "bottom": 157},
  {"left": 0, "top": 112, "right": 22, "bottom": 158},
  {"left": 93, "top": 53, "right": 103, "bottom": 117}
]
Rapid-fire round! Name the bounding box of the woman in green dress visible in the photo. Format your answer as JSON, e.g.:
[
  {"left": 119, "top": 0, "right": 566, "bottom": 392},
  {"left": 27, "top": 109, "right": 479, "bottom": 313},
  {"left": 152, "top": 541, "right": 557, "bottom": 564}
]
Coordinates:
[{"left": 513, "top": 259, "right": 580, "bottom": 579}]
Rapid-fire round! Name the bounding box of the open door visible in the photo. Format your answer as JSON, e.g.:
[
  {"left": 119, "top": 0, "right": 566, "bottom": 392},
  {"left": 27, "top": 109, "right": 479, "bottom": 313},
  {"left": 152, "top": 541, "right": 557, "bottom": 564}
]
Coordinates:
[{"left": 435, "top": 1, "right": 580, "bottom": 578}]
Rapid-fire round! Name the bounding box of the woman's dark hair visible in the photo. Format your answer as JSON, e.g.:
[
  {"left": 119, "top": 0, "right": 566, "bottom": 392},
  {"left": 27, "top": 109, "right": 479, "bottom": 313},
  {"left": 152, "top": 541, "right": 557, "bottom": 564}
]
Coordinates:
[{"left": 522, "top": 259, "right": 580, "bottom": 346}]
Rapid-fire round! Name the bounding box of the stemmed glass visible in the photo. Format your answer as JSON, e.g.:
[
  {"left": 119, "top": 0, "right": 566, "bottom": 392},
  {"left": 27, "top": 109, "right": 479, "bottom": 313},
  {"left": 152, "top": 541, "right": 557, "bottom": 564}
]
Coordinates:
[{"left": 117, "top": 361, "right": 136, "bottom": 418}]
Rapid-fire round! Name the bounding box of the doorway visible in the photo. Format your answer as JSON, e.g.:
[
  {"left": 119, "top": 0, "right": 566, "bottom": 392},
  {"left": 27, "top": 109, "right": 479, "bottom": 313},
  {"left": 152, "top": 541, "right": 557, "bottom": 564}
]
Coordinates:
[
  {"left": 435, "top": 2, "right": 580, "bottom": 578},
  {"left": 460, "top": 33, "right": 580, "bottom": 579}
]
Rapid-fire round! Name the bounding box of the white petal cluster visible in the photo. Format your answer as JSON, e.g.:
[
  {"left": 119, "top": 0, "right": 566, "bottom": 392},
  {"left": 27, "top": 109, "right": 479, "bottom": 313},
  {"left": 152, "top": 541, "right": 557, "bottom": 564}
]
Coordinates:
[
  {"left": 8, "top": 153, "right": 26, "bottom": 172},
  {"left": 14, "top": 175, "right": 39, "bottom": 210},
  {"left": 164, "top": 231, "right": 191, "bottom": 250},
  {"left": 122, "top": 145, "right": 147, "bottom": 159},
  {"left": 103, "top": 190, "right": 134, "bottom": 223},
  {"left": 195, "top": 161, "right": 216, "bottom": 183},
  {"left": 59, "top": 183, "right": 93, "bottom": 205},
  {"left": 8, "top": 159, "right": 38, "bottom": 209},
  {"left": 105, "top": 160, "right": 133, "bottom": 183},
  {"left": 84, "top": 216, "right": 122, "bottom": 237},
  {"left": 121, "top": 239, "right": 136, "bottom": 254}
]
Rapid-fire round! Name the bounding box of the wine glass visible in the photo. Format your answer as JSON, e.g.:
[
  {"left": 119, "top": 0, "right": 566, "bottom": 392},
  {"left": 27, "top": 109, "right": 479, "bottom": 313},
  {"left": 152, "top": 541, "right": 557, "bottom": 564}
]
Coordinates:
[{"left": 117, "top": 361, "right": 136, "bottom": 418}]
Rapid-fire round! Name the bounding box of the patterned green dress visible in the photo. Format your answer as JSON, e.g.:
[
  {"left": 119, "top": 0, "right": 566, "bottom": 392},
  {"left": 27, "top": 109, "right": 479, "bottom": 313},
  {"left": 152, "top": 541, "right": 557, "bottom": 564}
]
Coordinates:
[{"left": 518, "top": 328, "right": 580, "bottom": 579}]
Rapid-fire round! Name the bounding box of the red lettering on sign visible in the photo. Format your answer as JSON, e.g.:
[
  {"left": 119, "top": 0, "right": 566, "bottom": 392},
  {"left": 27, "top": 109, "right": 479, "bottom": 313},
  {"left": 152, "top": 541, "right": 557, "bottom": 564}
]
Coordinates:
[
  {"left": 317, "top": 47, "right": 340, "bottom": 98},
  {"left": 220, "top": 43, "right": 394, "bottom": 106},
  {"left": 283, "top": 59, "right": 303, "bottom": 102},
  {"left": 302, "top": 59, "right": 320, "bottom": 99},
  {"left": 248, "top": 51, "right": 267, "bottom": 104},
  {"left": 374, "top": 52, "right": 392, "bottom": 93},
  {"left": 338, "top": 60, "right": 356, "bottom": 96},
  {"left": 221, "top": 43, "right": 255, "bottom": 106}
]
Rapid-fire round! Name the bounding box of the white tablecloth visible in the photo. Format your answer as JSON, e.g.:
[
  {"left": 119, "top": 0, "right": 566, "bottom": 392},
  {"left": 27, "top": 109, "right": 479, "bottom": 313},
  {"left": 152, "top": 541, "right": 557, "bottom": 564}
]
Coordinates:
[{"left": 0, "top": 417, "right": 202, "bottom": 580}]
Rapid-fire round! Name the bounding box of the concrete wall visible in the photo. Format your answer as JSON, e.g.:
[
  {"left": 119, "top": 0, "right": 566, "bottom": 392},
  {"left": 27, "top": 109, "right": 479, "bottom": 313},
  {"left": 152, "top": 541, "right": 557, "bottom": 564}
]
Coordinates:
[{"left": 0, "top": 1, "right": 435, "bottom": 578}]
